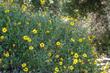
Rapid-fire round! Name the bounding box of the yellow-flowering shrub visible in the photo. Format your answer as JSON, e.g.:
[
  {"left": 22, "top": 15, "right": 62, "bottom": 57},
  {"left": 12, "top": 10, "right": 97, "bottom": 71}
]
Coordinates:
[{"left": 0, "top": 6, "right": 100, "bottom": 73}]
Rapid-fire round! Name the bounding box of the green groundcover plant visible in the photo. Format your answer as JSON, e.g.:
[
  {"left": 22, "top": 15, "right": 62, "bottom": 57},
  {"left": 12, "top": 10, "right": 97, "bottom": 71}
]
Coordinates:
[{"left": 0, "top": 6, "right": 100, "bottom": 73}]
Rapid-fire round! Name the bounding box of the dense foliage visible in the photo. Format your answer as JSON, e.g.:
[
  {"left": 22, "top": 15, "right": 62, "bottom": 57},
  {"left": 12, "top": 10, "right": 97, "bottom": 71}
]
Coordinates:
[
  {"left": 63, "top": 0, "right": 106, "bottom": 17},
  {"left": 0, "top": 5, "right": 100, "bottom": 73}
]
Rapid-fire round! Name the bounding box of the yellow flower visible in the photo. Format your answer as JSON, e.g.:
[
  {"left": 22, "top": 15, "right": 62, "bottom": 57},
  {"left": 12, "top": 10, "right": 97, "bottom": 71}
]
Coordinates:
[
  {"left": 70, "top": 22, "right": 75, "bottom": 26},
  {"left": 3, "top": 51, "right": 9, "bottom": 57},
  {"left": 88, "top": 35, "right": 96, "bottom": 40},
  {"left": 27, "top": 38, "right": 32, "bottom": 42},
  {"left": 70, "top": 51, "right": 74, "bottom": 55},
  {"left": 40, "top": 0, "right": 45, "bottom": 5},
  {"left": 0, "top": 36, "right": 5, "bottom": 41},
  {"left": 22, "top": 4, "right": 27, "bottom": 12},
  {"left": 73, "top": 59, "right": 78, "bottom": 64},
  {"left": 29, "top": 46, "right": 34, "bottom": 50},
  {"left": 40, "top": 42, "right": 45, "bottom": 48},
  {"left": 56, "top": 41, "right": 61, "bottom": 46},
  {"left": 70, "top": 38, "right": 75, "bottom": 42},
  {"left": 21, "top": 63, "right": 27, "bottom": 68},
  {"left": 55, "top": 54, "right": 59, "bottom": 58},
  {"left": 23, "top": 36, "right": 29, "bottom": 40},
  {"left": 74, "top": 53, "right": 79, "bottom": 58},
  {"left": 22, "top": 36, "right": 32, "bottom": 42},
  {"left": 68, "top": 65, "right": 74, "bottom": 70},
  {"left": 60, "top": 57, "right": 63, "bottom": 61},
  {"left": 32, "top": 29, "right": 38, "bottom": 34},
  {"left": 78, "top": 38, "right": 83, "bottom": 43},
  {"left": 59, "top": 61, "right": 63, "bottom": 65},
  {"left": 2, "top": 27, "right": 7, "bottom": 33},
  {"left": 83, "top": 53, "right": 87, "bottom": 58},
  {"left": 48, "top": 52, "right": 52, "bottom": 57},
  {"left": 23, "top": 67, "right": 29, "bottom": 72},
  {"left": 4, "top": 9, "right": 10, "bottom": 13},
  {"left": 55, "top": 67, "right": 59, "bottom": 72}
]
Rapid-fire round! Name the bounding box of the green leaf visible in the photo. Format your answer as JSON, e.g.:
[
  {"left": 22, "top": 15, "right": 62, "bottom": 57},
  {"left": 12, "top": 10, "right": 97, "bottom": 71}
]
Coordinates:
[{"left": 0, "top": 46, "right": 3, "bottom": 52}]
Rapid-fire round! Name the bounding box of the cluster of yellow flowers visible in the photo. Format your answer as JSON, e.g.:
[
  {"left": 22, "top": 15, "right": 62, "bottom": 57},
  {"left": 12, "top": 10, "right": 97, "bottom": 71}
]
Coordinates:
[
  {"left": 21, "top": 63, "right": 29, "bottom": 72},
  {"left": 0, "top": 24, "right": 98, "bottom": 72},
  {"left": 70, "top": 37, "right": 85, "bottom": 43},
  {"left": 22, "top": 35, "right": 32, "bottom": 42},
  {"left": 47, "top": 49, "right": 90, "bottom": 72},
  {"left": 0, "top": 8, "right": 100, "bottom": 73},
  {"left": 73, "top": 53, "right": 79, "bottom": 64},
  {"left": 0, "top": 27, "right": 7, "bottom": 41}
]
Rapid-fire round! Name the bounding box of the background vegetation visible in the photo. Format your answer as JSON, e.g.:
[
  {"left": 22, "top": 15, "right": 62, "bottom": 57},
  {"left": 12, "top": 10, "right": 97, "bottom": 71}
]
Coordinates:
[{"left": 0, "top": 0, "right": 110, "bottom": 73}]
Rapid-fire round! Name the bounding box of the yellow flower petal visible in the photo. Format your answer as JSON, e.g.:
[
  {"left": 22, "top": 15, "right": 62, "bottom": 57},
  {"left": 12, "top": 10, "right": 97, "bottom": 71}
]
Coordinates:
[
  {"left": 68, "top": 65, "right": 74, "bottom": 70},
  {"left": 29, "top": 46, "right": 34, "bottom": 50},
  {"left": 74, "top": 53, "right": 79, "bottom": 58},
  {"left": 21, "top": 63, "right": 27, "bottom": 68},
  {"left": 40, "top": 42, "right": 45, "bottom": 48},
  {"left": 23, "top": 67, "right": 29, "bottom": 72},
  {"left": 73, "top": 59, "right": 78, "bottom": 64},
  {"left": 32, "top": 29, "right": 38, "bottom": 34},
  {"left": 55, "top": 67, "right": 59, "bottom": 72},
  {"left": 83, "top": 53, "right": 87, "bottom": 58},
  {"left": 2, "top": 27, "right": 7, "bottom": 33},
  {"left": 3, "top": 51, "right": 9, "bottom": 57},
  {"left": 56, "top": 41, "right": 61, "bottom": 46}
]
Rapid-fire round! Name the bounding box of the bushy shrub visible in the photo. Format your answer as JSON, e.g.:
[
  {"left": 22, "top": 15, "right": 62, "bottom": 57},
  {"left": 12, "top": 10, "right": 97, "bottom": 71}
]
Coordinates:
[
  {"left": 0, "top": 6, "right": 100, "bottom": 73},
  {"left": 63, "top": 0, "right": 106, "bottom": 17}
]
